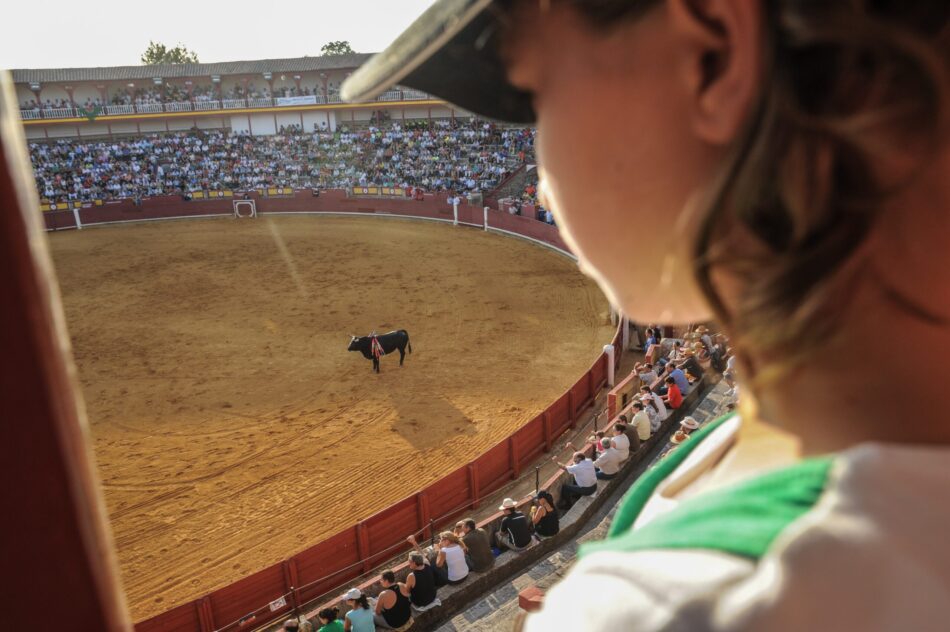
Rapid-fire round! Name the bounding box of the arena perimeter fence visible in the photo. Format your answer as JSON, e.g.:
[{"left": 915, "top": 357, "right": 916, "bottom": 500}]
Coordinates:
[{"left": 44, "top": 190, "right": 622, "bottom": 632}]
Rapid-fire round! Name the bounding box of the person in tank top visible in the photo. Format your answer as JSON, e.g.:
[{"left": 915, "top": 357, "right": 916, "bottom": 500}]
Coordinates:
[{"left": 373, "top": 570, "right": 413, "bottom": 631}]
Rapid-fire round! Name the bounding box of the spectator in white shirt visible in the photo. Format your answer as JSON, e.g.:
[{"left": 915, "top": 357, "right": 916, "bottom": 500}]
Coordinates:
[
  {"left": 640, "top": 387, "right": 668, "bottom": 423},
  {"left": 593, "top": 438, "right": 622, "bottom": 480},
  {"left": 552, "top": 451, "right": 597, "bottom": 509},
  {"left": 610, "top": 423, "right": 631, "bottom": 460}
]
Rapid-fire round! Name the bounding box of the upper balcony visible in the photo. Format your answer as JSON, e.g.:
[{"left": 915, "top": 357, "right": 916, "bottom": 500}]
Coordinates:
[{"left": 13, "top": 55, "right": 443, "bottom": 124}]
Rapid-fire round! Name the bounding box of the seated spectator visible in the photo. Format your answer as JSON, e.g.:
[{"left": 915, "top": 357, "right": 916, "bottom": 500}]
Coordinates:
[
  {"left": 643, "top": 327, "right": 658, "bottom": 350},
  {"left": 373, "top": 570, "right": 413, "bottom": 631},
  {"left": 455, "top": 518, "right": 494, "bottom": 573},
  {"left": 593, "top": 437, "right": 622, "bottom": 480},
  {"left": 342, "top": 588, "right": 374, "bottom": 632},
  {"left": 662, "top": 376, "right": 684, "bottom": 409},
  {"left": 404, "top": 553, "right": 440, "bottom": 612},
  {"left": 634, "top": 362, "right": 658, "bottom": 387},
  {"left": 552, "top": 451, "right": 597, "bottom": 509},
  {"left": 530, "top": 490, "right": 559, "bottom": 538},
  {"left": 680, "top": 350, "right": 705, "bottom": 382},
  {"left": 659, "top": 362, "right": 690, "bottom": 396},
  {"left": 610, "top": 422, "right": 631, "bottom": 460},
  {"left": 630, "top": 402, "right": 652, "bottom": 441},
  {"left": 316, "top": 608, "right": 343, "bottom": 632},
  {"left": 435, "top": 532, "right": 469, "bottom": 585},
  {"left": 640, "top": 386, "right": 668, "bottom": 422},
  {"left": 495, "top": 498, "right": 533, "bottom": 551}
]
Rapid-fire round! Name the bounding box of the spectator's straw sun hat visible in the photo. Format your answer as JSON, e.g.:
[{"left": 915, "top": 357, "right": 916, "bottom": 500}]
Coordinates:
[
  {"left": 343, "top": 588, "right": 362, "bottom": 601},
  {"left": 499, "top": 498, "right": 518, "bottom": 511},
  {"left": 680, "top": 417, "right": 700, "bottom": 431},
  {"left": 671, "top": 430, "right": 689, "bottom": 445}
]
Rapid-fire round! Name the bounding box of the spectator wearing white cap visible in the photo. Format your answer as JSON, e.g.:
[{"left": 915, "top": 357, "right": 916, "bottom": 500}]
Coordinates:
[
  {"left": 342, "top": 588, "right": 374, "bottom": 632},
  {"left": 593, "top": 437, "right": 622, "bottom": 480},
  {"left": 640, "top": 386, "right": 669, "bottom": 424},
  {"left": 495, "top": 498, "right": 532, "bottom": 551}
]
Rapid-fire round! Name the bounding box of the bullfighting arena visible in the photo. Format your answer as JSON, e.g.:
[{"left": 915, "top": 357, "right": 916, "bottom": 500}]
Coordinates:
[{"left": 48, "top": 215, "right": 613, "bottom": 621}]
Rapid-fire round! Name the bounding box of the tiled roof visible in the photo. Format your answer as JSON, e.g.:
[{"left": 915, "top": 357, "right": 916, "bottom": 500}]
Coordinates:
[{"left": 11, "top": 54, "right": 374, "bottom": 84}]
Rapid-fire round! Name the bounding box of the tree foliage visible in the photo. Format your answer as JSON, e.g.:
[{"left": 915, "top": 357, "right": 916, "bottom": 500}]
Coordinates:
[
  {"left": 320, "top": 41, "right": 355, "bottom": 56},
  {"left": 141, "top": 41, "right": 200, "bottom": 65}
]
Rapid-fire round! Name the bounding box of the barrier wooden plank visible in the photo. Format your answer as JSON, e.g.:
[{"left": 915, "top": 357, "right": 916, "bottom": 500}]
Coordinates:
[
  {"left": 208, "top": 563, "right": 287, "bottom": 631},
  {"left": 135, "top": 601, "right": 201, "bottom": 632},
  {"left": 512, "top": 415, "right": 545, "bottom": 469},
  {"left": 364, "top": 495, "right": 419, "bottom": 567},
  {"left": 423, "top": 466, "right": 471, "bottom": 525},
  {"left": 293, "top": 527, "right": 361, "bottom": 606},
  {"left": 474, "top": 440, "right": 511, "bottom": 495},
  {"left": 548, "top": 392, "right": 572, "bottom": 436}
]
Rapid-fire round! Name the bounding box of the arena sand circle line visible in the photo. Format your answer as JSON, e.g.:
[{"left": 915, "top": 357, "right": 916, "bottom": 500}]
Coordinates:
[{"left": 47, "top": 213, "right": 614, "bottom": 621}]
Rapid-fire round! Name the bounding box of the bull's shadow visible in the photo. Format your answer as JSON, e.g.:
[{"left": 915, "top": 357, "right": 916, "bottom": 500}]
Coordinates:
[{"left": 388, "top": 394, "right": 477, "bottom": 451}]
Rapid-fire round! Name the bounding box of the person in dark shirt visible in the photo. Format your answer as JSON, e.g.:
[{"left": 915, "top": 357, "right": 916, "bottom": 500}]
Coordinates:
[
  {"left": 404, "top": 553, "right": 440, "bottom": 612},
  {"left": 374, "top": 570, "right": 414, "bottom": 631},
  {"left": 495, "top": 498, "right": 532, "bottom": 551},
  {"left": 531, "top": 491, "right": 559, "bottom": 538},
  {"left": 457, "top": 518, "right": 495, "bottom": 572}
]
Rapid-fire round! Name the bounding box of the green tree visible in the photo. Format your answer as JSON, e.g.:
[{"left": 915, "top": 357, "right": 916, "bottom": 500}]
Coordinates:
[
  {"left": 320, "top": 41, "right": 356, "bottom": 56},
  {"left": 141, "top": 41, "right": 199, "bottom": 65}
]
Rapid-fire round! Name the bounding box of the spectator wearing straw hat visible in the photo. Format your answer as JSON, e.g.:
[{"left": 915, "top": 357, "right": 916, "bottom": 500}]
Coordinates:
[
  {"left": 593, "top": 437, "right": 622, "bottom": 480},
  {"left": 373, "top": 570, "right": 413, "bottom": 631},
  {"left": 495, "top": 498, "right": 532, "bottom": 551},
  {"left": 342, "top": 588, "right": 374, "bottom": 632}
]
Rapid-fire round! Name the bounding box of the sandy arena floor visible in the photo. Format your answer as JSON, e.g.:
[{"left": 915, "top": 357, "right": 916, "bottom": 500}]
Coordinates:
[{"left": 48, "top": 215, "right": 613, "bottom": 621}]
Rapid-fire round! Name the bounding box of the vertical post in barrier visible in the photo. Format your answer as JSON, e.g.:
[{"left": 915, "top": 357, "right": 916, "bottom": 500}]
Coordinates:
[
  {"left": 483, "top": 206, "right": 489, "bottom": 231},
  {"left": 71, "top": 206, "right": 83, "bottom": 230},
  {"left": 417, "top": 491, "right": 430, "bottom": 540},
  {"left": 542, "top": 411, "right": 552, "bottom": 452},
  {"left": 356, "top": 522, "right": 370, "bottom": 573},
  {"left": 510, "top": 436, "right": 521, "bottom": 479},
  {"left": 429, "top": 519, "right": 436, "bottom": 548},
  {"left": 468, "top": 462, "right": 480, "bottom": 509},
  {"left": 603, "top": 345, "right": 615, "bottom": 387},
  {"left": 452, "top": 199, "right": 459, "bottom": 226},
  {"left": 621, "top": 316, "right": 630, "bottom": 350},
  {"left": 198, "top": 597, "right": 215, "bottom": 632},
  {"left": 535, "top": 466, "right": 540, "bottom": 494},
  {"left": 282, "top": 559, "right": 300, "bottom": 618},
  {"left": 567, "top": 390, "right": 576, "bottom": 429}
]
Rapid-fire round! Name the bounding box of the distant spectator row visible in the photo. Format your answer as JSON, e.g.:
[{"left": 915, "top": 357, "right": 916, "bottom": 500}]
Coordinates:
[{"left": 29, "top": 120, "right": 536, "bottom": 203}]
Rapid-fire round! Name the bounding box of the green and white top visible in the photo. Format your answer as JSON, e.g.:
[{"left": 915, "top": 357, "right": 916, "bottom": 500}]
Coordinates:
[{"left": 524, "top": 414, "right": 950, "bottom": 631}]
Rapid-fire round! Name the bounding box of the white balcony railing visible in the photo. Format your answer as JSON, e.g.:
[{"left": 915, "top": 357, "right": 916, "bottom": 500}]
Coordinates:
[
  {"left": 136, "top": 103, "right": 164, "bottom": 114},
  {"left": 42, "top": 107, "right": 75, "bottom": 118},
  {"left": 20, "top": 109, "right": 42, "bottom": 120},
  {"left": 222, "top": 99, "right": 247, "bottom": 109},
  {"left": 104, "top": 104, "right": 135, "bottom": 115},
  {"left": 377, "top": 90, "right": 402, "bottom": 102},
  {"left": 247, "top": 98, "right": 274, "bottom": 108},
  {"left": 164, "top": 101, "right": 193, "bottom": 112},
  {"left": 400, "top": 89, "right": 430, "bottom": 101},
  {"left": 194, "top": 100, "right": 220, "bottom": 111}
]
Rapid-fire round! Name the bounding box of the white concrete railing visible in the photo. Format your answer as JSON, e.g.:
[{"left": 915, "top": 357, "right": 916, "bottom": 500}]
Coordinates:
[
  {"left": 104, "top": 104, "right": 135, "bottom": 115},
  {"left": 136, "top": 103, "right": 164, "bottom": 114},
  {"left": 164, "top": 101, "right": 193, "bottom": 112},
  {"left": 193, "top": 101, "right": 220, "bottom": 111}
]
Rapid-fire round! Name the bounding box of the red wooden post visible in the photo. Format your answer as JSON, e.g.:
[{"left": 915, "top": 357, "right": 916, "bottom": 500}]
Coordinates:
[
  {"left": 567, "top": 390, "right": 576, "bottom": 429},
  {"left": 510, "top": 436, "right": 521, "bottom": 478},
  {"left": 356, "top": 522, "right": 371, "bottom": 573},
  {"left": 468, "top": 463, "right": 480, "bottom": 509},
  {"left": 417, "top": 492, "right": 431, "bottom": 539},
  {"left": 282, "top": 559, "right": 300, "bottom": 614},
  {"left": 198, "top": 597, "right": 215, "bottom": 631},
  {"left": 542, "top": 411, "right": 552, "bottom": 452}
]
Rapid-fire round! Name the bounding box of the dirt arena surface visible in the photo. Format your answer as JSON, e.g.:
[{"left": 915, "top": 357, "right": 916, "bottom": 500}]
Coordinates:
[{"left": 48, "top": 215, "right": 613, "bottom": 621}]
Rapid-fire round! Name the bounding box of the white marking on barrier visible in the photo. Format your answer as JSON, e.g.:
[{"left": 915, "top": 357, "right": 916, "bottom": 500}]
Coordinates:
[{"left": 71, "top": 207, "right": 83, "bottom": 230}]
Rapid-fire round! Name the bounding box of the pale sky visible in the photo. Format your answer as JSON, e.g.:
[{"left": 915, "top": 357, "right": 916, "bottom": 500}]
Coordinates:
[{"left": 2, "top": 0, "right": 435, "bottom": 70}]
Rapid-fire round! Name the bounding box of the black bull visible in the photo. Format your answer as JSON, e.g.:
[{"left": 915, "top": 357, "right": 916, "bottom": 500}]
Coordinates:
[{"left": 347, "top": 330, "right": 412, "bottom": 373}]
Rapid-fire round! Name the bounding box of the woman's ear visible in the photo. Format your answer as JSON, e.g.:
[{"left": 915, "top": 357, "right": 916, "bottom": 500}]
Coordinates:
[{"left": 668, "top": 0, "right": 764, "bottom": 145}]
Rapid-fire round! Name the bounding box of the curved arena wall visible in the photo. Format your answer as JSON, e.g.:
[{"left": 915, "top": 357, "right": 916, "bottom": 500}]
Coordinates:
[{"left": 46, "top": 192, "right": 621, "bottom": 632}]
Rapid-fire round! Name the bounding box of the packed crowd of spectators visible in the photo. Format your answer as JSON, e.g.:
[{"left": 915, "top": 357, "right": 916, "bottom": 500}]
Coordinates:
[{"left": 29, "top": 119, "right": 536, "bottom": 203}]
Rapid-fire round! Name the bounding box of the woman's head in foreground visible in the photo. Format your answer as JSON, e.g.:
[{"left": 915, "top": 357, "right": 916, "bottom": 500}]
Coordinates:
[{"left": 499, "top": 0, "right": 949, "bottom": 373}]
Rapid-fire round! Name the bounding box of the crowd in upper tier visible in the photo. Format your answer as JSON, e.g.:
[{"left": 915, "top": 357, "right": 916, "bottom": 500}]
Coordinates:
[{"left": 28, "top": 119, "right": 536, "bottom": 203}]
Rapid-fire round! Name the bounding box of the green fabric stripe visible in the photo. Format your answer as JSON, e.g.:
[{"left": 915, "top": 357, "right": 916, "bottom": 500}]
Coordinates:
[
  {"left": 582, "top": 455, "right": 833, "bottom": 560},
  {"left": 606, "top": 413, "right": 735, "bottom": 539}
]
